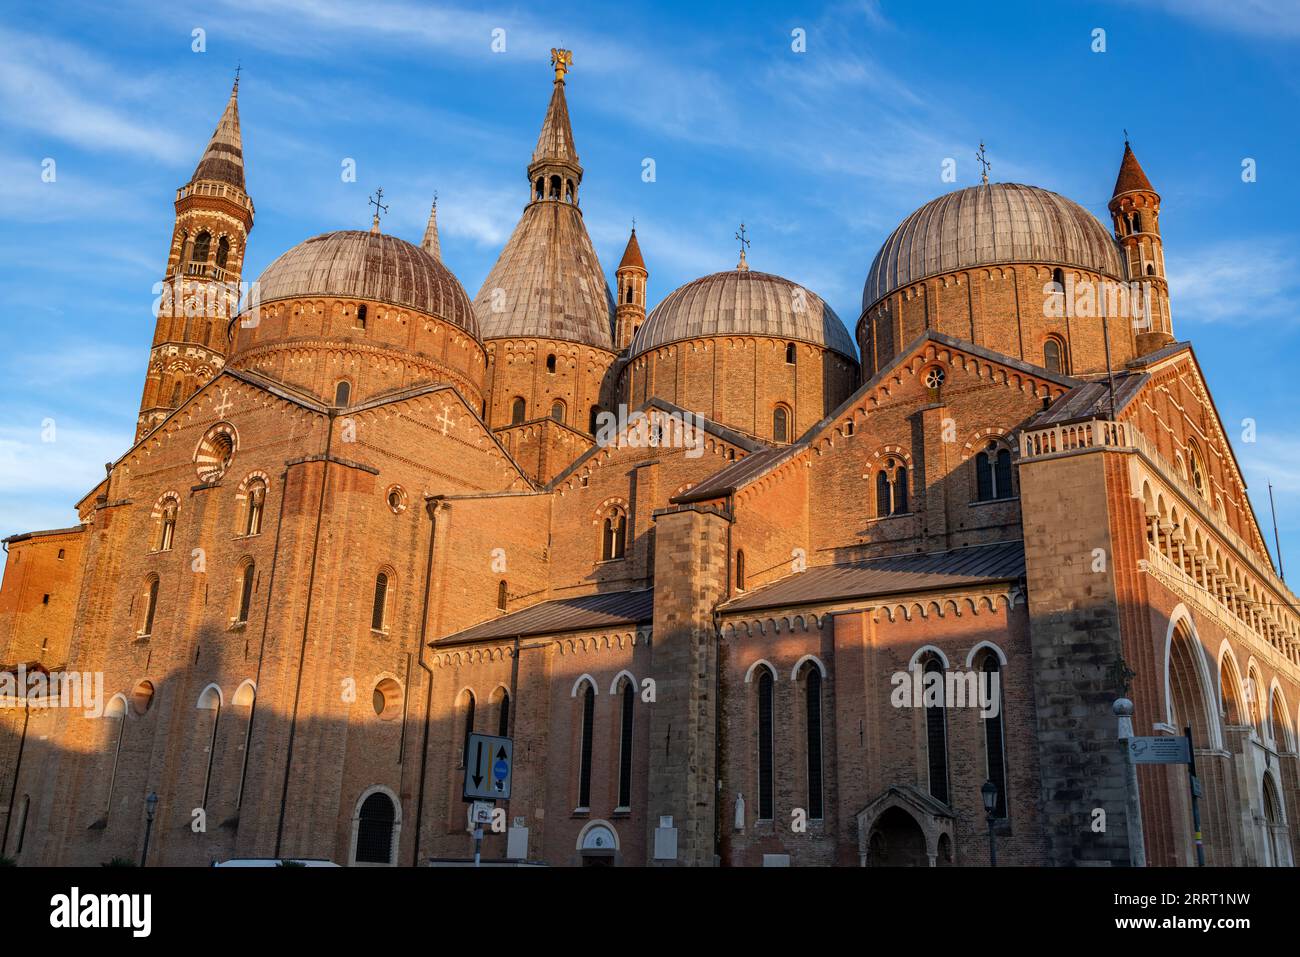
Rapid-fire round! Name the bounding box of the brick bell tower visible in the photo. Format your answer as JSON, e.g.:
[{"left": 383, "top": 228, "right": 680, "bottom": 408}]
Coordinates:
[
  {"left": 1108, "top": 139, "right": 1173, "bottom": 355},
  {"left": 136, "top": 75, "right": 254, "bottom": 440},
  {"left": 614, "top": 227, "right": 647, "bottom": 351}
]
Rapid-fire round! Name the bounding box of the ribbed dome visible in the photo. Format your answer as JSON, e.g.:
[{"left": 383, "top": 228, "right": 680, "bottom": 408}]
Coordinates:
[
  {"left": 862, "top": 183, "right": 1125, "bottom": 312},
  {"left": 631, "top": 268, "right": 856, "bottom": 360},
  {"left": 252, "top": 230, "right": 477, "bottom": 336}
]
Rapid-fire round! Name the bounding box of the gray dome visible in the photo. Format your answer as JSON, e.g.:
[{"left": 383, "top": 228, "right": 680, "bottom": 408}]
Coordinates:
[
  {"left": 253, "top": 230, "right": 478, "bottom": 336},
  {"left": 862, "top": 183, "right": 1125, "bottom": 312},
  {"left": 631, "top": 268, "right": 856, "bottom": 360}
]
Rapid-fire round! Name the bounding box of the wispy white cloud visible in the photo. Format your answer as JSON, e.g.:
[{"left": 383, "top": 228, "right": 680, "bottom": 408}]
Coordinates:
[
  {"left": 1122, "top": 0, "right": 1300, "bottom": 39},
  {"left": 1166, "top": 238, "right": 1300, "bottom": 324},
  {"left": 0, "top": 27, "right": 189, "bottom": 161}
]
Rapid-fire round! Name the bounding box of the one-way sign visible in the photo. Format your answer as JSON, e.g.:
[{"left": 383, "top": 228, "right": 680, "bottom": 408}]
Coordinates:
[{"left": 463, "top": 733, "right": 513, "bottom": 800}]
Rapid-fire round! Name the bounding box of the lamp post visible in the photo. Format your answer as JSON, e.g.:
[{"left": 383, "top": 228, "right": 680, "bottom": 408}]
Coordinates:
[
  {"left": 140, "top": 791, "right": 158, "bottom": 867},
  {"left": 980, "top": 779, "right": 998, "bottom": 866}
]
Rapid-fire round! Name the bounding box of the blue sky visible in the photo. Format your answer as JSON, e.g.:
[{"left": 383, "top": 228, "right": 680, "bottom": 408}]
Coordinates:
[{"left": 1, "top": 0, "right": 1299, "bottom": 574}]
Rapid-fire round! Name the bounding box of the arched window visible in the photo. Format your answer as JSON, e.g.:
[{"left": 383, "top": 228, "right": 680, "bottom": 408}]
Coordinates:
[
  {"left": 497, "top": 580, "right": 508, "bottom": 611},
  {"left": 244, "top": 478, "right": 266, "bottom": 536},
  {"left": 735, "top": 549, "right": 746, "bottom": 591},
  {"left": 356, "top": 304, "right": 368, "bottom": 329},
  {"left": 510, "top": 397, "right": 526, "bottom": 425},
  {"left": 1043, "top": 337, "right": 1065, "bottom": 373},
  {"left": 577, "top": 683, "right": 595, "bottom": 809},
  {"left": 140, "top": 577, "right": 160, "bottom": 636},
  {"left": 975, "top": 442, "right": 1013, "bottom": 501},
  {"left": 534, "top": 177, "right": 544, "bottom": 201},
  {"left": 1133, "top": 211, "right": 1144, "bottom": 233},
  {"left": 196, "top": 686, "right": 221, "bottom": 809},
  {"left": 236, "top": 562, "right": 255, "bottom": 624},
  {"left": 1188, "top": 443, "right": 1206, "bottom": 497},
  {"left": 460, "top": 692, "right": 476, "bottom": 768},
  {"left": 550, "top": 399, "right": 566, "bottom": 423},
  {"left": 773, "top": 405, "right": 790, "bottom": 443},
  {"left": 565, "top": 179, "right": 575, "bottom": 203},
  {"left": 785, "top": 343, "right": 796, "bottom": 365},
  {"left": 981, "top": 654, "right": 1008, "bottom": 817},
  {"left": 497, "top": 691, "right": 511, "bottom": 738},
  {"left": 876, "top": 459, "right": 907, "bottom": 516},
  {"left": 923, "top": 655, "right": 948, "bottom": 804},
  {"left": 371, "top": 572, "right": 389, "bottom": 631},
  {"left": 626, "top": 285, "right": 634, "bottom": 304},
  {"left": 192, "top": 231, "right": 211, "bottom": 263},
  {"left": 805, "top": 665, "right": 824, "bottom": 820},
  {"left": 617, "top": 678, "right": 635, "bottom": 809},
  {"left": 159, "top": 504, "right": 177, "bottom": 551},
  {"left": 601, "top": 508, "right": 627, "bottom": 561},
  {"left": 334, "top": 380, "right": 351, "bottom": 406},
  {"left": 170, "top": 380, "right": 183, "bottom": 406},
  {"left": 355, "top": 792, "right": 397, "bottom": 865},
  {"left": 757, "top": 668, "right": 775, "bottom": 820},
  {"left": 546, "top": 354, "right": 557, "bottom": 373},
  {"left": 549, "top": 175, "right": 561, "bottom": 200},
  {"left": 1051, "top": 267, "right": 1065, "bottom": 292},
  {"left": 589, "top": 405, "right": 601, "bottom": 435},
  {"left": 215, "top": 236, "right": 230, "bottom": 270}
]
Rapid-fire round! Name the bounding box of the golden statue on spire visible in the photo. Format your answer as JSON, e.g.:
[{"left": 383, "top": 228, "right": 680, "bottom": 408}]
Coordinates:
[{"left": 551, "top": 48, "right": 573, "bottom": 82}]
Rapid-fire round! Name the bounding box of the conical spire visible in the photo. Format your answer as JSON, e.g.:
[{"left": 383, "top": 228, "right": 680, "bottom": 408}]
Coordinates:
[
  {"left": 422, "top": 195, "right": 441, "bottom": 260},
  {"left": 618, "top": 227, "right": 645, "bottom": 271},
  {"left": 190, "top": 75, "right": 245, "bottom": 189},
  {"left": 531, "top": 50, "right": 580, "bottom": 170},
  {"left": 1112, "top": 140, "right": 1154, "bottom": 197}
]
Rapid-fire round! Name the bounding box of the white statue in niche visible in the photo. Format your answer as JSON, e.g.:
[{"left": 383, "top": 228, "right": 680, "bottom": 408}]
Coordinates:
[{"left": 734, "top": 793, "right": 745, "bottom": 831}]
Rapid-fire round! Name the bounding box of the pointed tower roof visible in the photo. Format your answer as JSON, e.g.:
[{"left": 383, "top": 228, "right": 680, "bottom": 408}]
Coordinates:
[
  {"left": 422, "top": 196, "right": 440, "bottom": 260},
  {"left": 531, "top": 79, "right": 580, "bottom": 170},
  {"left": 474, "top": 52, "right": 614, "bottom": 350},
  {"left": 190, "top": 77, "right": 245, "bottom": 189},
  {"left": 1112, "top": 141, "right": 1154, "bottom": 197},
  {"left": 617, "top": 228, "right": 645, "bottom": 272}
]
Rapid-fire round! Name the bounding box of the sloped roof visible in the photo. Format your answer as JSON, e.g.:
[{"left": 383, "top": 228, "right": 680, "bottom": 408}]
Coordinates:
[
  {"left": 190, "top": 80, "right": 245, "bottom": 189},
  {"left": 532, "top": 80, "right": 580, "bottom": 169},
  {"left": 720, "top": 541, "right": 1025, "bottom": 613},
  {"left": 674, "top": 330, "right": 1080, "bottom": 504},
  {"left": 436, "top": 588, "right": 652, "bottom": 645},
  {"left": 472, "top": 201, "right": 615, "bottom": 347},
  {"left": 1113, "top": 142, "right": 1155, "bottom": 197},
  {"left": 1024, "top": 372, "right": 1148, "bottom": 426},
  {"left": 618, "top": 229, "right": 645, "bottom": 271}
]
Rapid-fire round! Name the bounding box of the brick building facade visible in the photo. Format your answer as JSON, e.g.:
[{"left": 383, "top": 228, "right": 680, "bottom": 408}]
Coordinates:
[{"left": 2, "top": 53, "right": 1297, "bottom": 867}]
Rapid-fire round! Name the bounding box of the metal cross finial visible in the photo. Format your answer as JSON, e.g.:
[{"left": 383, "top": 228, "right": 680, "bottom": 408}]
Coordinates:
[
  {"left": 735, "top": 222, "right": 750, "bottom": 255},
  {"left": 976, "top": 141, "right": 991, "bottom": 185},
  {"left": 368, "top": 187, "right": 389, "bottom": 232},
  {"left": 233, "top": 62, "right": 242, "bottom": 93},
  {"left": 631, "top": 216, "right": 636, "bottom": 232},
  {"left": 1123, "top": 128, "right": 1130, "bottom": 146}
]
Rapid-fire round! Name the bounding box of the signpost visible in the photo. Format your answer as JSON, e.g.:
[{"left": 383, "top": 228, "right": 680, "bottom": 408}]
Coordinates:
[
  {"left": 462, "top": 733, "right": 513, "bottom": 867},
  {"left": 1123, "top": 722, "right": 1203, "bottom": 867}
]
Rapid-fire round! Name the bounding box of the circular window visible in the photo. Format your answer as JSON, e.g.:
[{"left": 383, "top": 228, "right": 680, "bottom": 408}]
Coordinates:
[
  {"left": 923, "top": 366, "right": 946, "bottom": 390},
  {"left": 373, "top": 678, "right": 402, "bottom": 720},
  {"left": 131, "top": 679, "right": 155, "bottom": 715},
  {"left": 195, "top": 424, "right": 237, "bottom": 482},
  {"left": 386, "top": 486, "right": 407, "bottom": 514}
]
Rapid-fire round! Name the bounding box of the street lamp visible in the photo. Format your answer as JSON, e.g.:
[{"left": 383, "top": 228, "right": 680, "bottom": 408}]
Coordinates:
[
  {"left": 140, "top": 791, "right": 158, "bottom": 867},
  {"left": 980, "top": 779, "right": 999, "bottom": 866}
]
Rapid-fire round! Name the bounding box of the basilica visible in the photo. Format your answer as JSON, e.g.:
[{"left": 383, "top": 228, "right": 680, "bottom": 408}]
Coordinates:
[{"left": 2, "top": 50, "right": 1297, "bottom": 867}]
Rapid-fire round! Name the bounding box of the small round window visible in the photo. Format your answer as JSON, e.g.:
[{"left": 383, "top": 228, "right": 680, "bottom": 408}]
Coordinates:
[
  {"left": 195, "top": 424, "right": 237, "bottom": 482},
  {"left": 386, "top": 486, "right": 407, "bottom": 514},
  {"left": 923, "top": 366, "right": 946, "bottom": 390},
  {"left": 373, "top": 678, "right": 402, "bottom": 720}
]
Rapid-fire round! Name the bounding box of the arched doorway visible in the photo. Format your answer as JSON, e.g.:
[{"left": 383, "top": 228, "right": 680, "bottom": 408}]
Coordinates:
[
  {"left": 866, "top": 806, "right": 927, "bottom": 866},
  {"left": 576, "top": 821, "right": 618, "bottom": 867},
  {"left": 350, "top": 787, "right": 400, "bottom": 866},
  {"left": 1262, "top": 775, "right": 1291, "bottom": 867}
]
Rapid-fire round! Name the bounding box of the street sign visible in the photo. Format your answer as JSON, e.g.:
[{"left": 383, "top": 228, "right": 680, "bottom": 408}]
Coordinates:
[
  {"left": 1128, "top": 735, "right": 1190, "bottom": 764},
  {"left": 463, "top": 733, "right": 512, "bottom": 800},
  {"left": 468, "top": 801, "right": 494, "bottom": 827}
]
